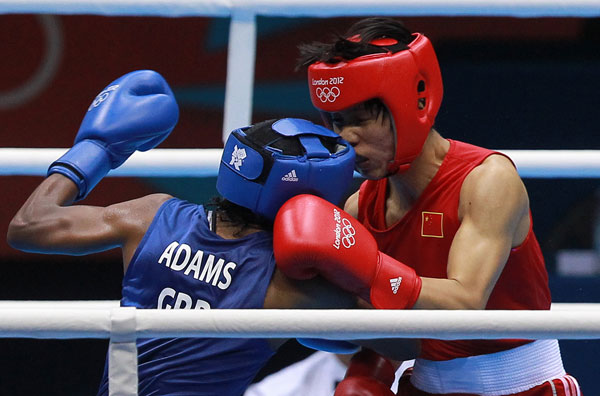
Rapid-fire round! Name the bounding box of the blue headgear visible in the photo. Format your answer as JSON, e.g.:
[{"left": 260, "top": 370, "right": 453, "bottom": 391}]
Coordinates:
[{"left": 217, "top": 118, "right": 356, "bottom": 220}]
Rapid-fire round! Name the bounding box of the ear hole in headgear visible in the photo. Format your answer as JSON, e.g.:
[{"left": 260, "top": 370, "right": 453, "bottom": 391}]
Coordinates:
[{"left": 417, "top": 80, "right": 426, "bottom": 110}]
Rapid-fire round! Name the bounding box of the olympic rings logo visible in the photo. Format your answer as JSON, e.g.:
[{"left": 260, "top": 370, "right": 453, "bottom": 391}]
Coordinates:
[
  {"left": 88, "top": 84, "right": 120, "bottom": 111},
  {"left": 341, "top": 218, "right": 356, "bottom": 248},
  {"left": 315, "top": 87, "right": 340, "bottom": 103}
]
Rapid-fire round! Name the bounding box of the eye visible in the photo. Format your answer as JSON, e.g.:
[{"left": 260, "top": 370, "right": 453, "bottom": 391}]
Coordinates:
[{"left": 330, "top": 116, "right": 345, "bottom": 128}]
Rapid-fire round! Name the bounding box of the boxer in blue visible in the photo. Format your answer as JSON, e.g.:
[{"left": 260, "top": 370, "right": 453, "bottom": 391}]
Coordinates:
[{"left": 7, "top": 70, "right": 360, "bottom": 396}]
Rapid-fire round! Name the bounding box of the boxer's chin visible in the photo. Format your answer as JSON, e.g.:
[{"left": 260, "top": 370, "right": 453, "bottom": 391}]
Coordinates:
[{"left": 356, "top": 160, "right": 386, "bottom": 180}]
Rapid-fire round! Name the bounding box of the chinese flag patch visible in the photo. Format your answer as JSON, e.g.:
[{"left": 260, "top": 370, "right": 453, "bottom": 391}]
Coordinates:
[{"left": 421, "top": 212, "right": 444, "bottom": 238}]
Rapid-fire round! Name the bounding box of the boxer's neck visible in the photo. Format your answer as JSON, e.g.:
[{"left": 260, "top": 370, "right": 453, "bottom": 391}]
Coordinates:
[{"left": 215, "top": 212, "right": 265, "bottom": 239}]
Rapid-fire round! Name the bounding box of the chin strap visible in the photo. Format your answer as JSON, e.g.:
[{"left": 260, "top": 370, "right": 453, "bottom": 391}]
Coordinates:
[{"left": 385, "top": 160, "right": 412, "bottom": 176}]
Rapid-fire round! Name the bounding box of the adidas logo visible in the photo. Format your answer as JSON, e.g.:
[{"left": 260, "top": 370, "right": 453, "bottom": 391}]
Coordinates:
[
  {"left": 281, "top": 170, "right": 299, "bottom": 182},
  {"left": 390, "top": 277, "right": 403, "bottom": 294}
]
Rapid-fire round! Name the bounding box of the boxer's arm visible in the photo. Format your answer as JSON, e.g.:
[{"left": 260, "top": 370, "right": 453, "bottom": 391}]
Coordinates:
[
  {"left": 343, "top": 190, "right": 359, "bottom": 218},
  {"left": 263, "top": 269, "right": 419, "bottom": 360},
  {"left": 7, "top": 173, "right": 171, "bottom": 269},
  {"left": 264, "top": 270, "right": 358, "bottom": 310},
  {"left": 8, "top": 70, "right": 178, "bottom": 270},
  {"left": 416, "top": 154, "right": 530, "bottom": 309},
  {"left": 263, "top": 269, "right": 358, "bottom": 350}
]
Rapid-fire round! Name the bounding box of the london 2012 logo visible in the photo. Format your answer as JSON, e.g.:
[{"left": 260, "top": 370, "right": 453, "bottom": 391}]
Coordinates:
[
  {"left": 316, "top": 86, "right": 340, "bottom": 103},
  {"left": 332, "top": 208, "right": 356, "bottom": 250},
  {"left": 229, "top": 145, "right": 247, "bottom": 171},
  {"left": 312, "top": 77, "right": 344, "bottom": 103}
]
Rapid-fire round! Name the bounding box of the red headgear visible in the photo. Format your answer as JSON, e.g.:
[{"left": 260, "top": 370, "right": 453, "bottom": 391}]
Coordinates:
[{"left": 307, "top": 33, "right": 443, "bottom": 173}]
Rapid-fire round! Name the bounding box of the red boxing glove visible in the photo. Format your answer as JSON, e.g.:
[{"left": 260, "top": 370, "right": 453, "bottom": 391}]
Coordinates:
[
  {"left": 273, "top": 194, "right": 422, "bottom": 309},
  {"left": 334, "top": 349, "right": 396, "bottom": 396}
]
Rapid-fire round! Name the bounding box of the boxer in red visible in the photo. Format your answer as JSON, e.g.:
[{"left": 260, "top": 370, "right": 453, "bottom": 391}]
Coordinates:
[{"left": 274, "top": 17, "right": 582, "bottom": 396}]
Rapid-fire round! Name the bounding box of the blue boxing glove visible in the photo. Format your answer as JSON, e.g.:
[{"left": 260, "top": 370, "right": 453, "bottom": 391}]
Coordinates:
[
  {"left": 298, "top": 338, "right": 360, "bottom": 354},
  {"left": 48, "top": 70, "right": 179, "bottom": 200}
]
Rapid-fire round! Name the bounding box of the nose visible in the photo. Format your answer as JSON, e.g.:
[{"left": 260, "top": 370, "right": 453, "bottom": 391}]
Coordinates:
[{"left": 335, "top": 125, "right": 360, "bottom": 147}]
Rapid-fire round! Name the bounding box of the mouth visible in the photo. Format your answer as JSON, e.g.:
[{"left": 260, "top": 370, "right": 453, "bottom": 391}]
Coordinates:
[
  {"left": 355, "top": 154, "right": 368, "bottom": 165},
  {"left": 354, "top": 156, "right": 370, "bottom": 172}
]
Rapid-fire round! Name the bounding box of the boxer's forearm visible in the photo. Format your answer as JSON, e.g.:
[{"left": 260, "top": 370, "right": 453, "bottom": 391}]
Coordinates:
[
  {"left": 7, "top": 174, "right": 78, "bottom": 249},
  {"left": 8, "top": 174, "right": 129, "bottom": 255}
]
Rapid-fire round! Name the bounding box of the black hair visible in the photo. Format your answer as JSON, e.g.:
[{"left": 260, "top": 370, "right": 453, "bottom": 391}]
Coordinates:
[
  {"left": 322, "top": 98, "right": 389, "bottom": 129},
  {"left": 296, "top": 17, "right": 413, "bottom": 70},
  {"left": 206, "top": 197, "right": 273, "bottom": 234}
]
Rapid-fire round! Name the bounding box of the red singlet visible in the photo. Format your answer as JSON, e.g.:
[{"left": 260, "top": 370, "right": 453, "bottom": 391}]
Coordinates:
[{"left": 357, "top": 139, "right": 551, "bottom": 360}]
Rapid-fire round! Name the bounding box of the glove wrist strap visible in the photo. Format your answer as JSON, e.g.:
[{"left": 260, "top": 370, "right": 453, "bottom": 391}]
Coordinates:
[
  {"left": 370, "top": 252, "right": 422, "bottom": 309},
  {"left": 47, "top": 140, "right": 112, "bottom": 201}
]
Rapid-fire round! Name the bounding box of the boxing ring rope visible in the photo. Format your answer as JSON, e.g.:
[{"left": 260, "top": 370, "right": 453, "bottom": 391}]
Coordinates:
[
  {"left": 1, "top": 303, "right": 600, "bottom": 340},
  {"left": 2, "top": 0, "right": 600, "bottom": 17},
  {"left": 1, "top": 148, "right": 600, "bottom": 178}
]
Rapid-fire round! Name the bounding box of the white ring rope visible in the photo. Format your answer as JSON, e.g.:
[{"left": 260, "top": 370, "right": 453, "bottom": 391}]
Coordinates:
[
  {"left": 1, "top": 0, "right": 600, "bottom": 17},
  {"left": 0, "top": 148, "right": 223, "bottom": 177},
  {"left": 0, "top": 148, "right": 599, "bottom": 178},
  {"left": 1, "top": 304, "right": 600, "bottom": 340}
]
